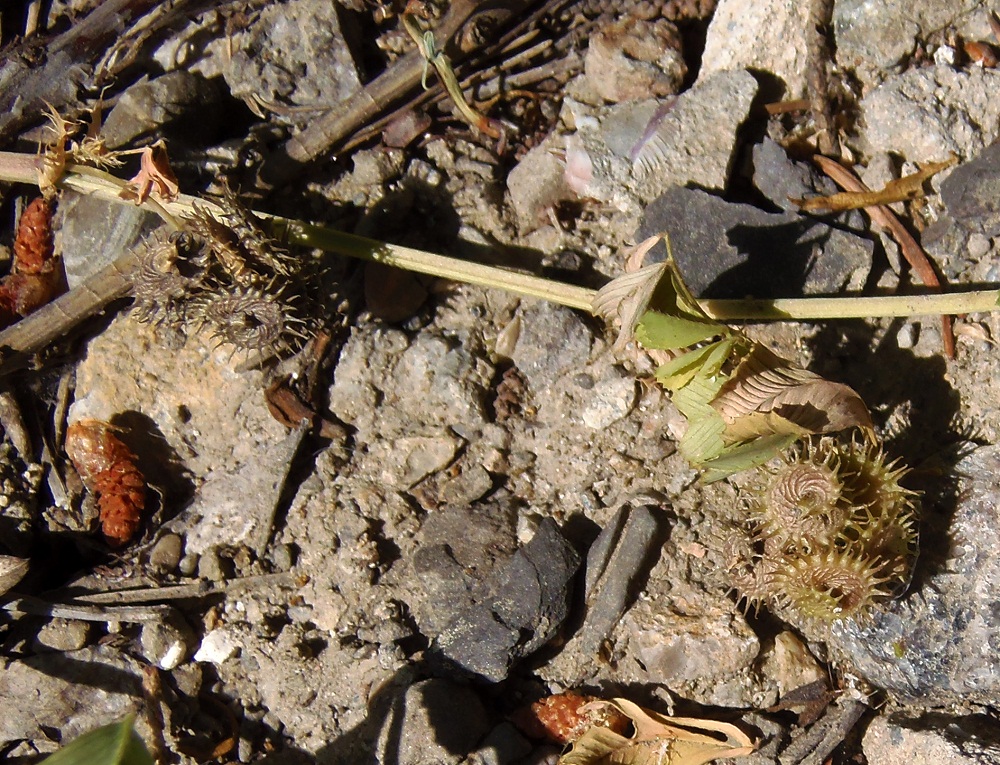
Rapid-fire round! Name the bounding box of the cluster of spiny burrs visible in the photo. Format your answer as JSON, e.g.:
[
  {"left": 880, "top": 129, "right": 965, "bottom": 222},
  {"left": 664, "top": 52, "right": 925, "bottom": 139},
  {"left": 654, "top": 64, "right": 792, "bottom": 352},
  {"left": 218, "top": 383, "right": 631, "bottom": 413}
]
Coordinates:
[
  {"left": 130, "top": 189, "right": 317, "bottom": 356},
  {"left": 725, "top": 436, "right": 918, "bottom": 632}
]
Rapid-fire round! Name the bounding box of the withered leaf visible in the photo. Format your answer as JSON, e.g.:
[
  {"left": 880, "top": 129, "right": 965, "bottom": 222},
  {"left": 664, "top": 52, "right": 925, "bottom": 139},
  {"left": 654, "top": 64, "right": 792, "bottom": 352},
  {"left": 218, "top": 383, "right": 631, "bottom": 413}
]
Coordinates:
[
  {"left": 710, "top": 344, "right": 873, "bottom": 443},
  {"left": 559, "top": 698, "right": 755, "bottom": 765},
  {"left": 120, "top": 141, "right": 179, "bottom": 205},
  {"left": 791, "top": 155, "right": 957, "bottom": 212},
  {"left": 592, "top": 260, "right": 667, "bottom": 351}
]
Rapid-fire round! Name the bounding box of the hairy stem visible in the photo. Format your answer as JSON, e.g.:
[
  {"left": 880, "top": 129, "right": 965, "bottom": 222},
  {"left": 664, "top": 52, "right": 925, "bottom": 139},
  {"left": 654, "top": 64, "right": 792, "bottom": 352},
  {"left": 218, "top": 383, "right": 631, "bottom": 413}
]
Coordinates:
[{"left": 0, "top": 151, "right": 997, "bottom": 322}]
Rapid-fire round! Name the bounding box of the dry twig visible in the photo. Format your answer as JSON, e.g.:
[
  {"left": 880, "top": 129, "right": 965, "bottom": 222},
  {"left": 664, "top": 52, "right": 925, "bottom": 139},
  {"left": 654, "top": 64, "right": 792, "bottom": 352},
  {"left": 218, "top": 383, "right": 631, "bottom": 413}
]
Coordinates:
[{"left": 813, "top": 155, "right": 956, "bottom": 358}]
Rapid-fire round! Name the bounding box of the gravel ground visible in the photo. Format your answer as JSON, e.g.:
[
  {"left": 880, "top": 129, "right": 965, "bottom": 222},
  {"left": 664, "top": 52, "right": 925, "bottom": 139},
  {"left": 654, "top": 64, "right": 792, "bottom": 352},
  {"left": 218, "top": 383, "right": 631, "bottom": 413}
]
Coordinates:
[{"left": 2, "top": 1, "right": 1000, "bottom": 763}]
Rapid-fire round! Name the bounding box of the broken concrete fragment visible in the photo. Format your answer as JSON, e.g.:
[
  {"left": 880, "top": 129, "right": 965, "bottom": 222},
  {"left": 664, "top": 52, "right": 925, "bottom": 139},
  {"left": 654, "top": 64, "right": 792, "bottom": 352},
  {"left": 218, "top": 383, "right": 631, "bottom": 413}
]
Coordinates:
[
  {"left": 863, "top": 714, "right": 1000, "bottom": 765},
  {"left": 861, "top": 66, "right": 1000, "bottom": 162},
  {"left": 639, "top": 186, "right": 872, "bottom": 298},
  {"left": 223, "top": 0, "right": 363, "bottom": 122},
  {"left": 583, "top": 17, "right": 686, "bottom": 103},
  {"left": 835, "top": 0, "right": 984, "bottom": 86},
  {"left": 700, "top": 0, "right": 820, "bottom": 99}
]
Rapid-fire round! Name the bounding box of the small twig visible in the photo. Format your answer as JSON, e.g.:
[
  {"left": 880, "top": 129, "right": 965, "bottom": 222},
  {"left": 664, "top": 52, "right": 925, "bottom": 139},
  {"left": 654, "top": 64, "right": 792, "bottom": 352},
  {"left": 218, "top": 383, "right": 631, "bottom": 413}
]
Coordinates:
[
  {"left": 813, "top": 155, "right": 956, "bottom": 357},
  {"left": 55, "top": 571, "right": 299, "bottom": 605},
  {"left": 402, "top": 2, "right": 502, "bottom": 140},
  {"left": 141, "top": 666, "right": 168, "bottom": 765},
  {"left": 4, "top": 593, "right": 172, "bottom": 622}
]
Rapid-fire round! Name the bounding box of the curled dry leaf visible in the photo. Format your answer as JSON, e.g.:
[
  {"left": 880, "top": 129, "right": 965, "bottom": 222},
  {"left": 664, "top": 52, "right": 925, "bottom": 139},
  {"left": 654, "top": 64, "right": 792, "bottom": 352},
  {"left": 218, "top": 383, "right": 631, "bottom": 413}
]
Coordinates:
[
  {"left": 558, "top": 698, "right": 755, "bottom": 765},
  {"left": 711, "top": 344, "right": 873, "bottom": 442},
  {"left": 791, "top": 156, "right": 957, "bottom": 212},
  {"left": 120, "top": 141, "right": 179, "bottom": 205}
]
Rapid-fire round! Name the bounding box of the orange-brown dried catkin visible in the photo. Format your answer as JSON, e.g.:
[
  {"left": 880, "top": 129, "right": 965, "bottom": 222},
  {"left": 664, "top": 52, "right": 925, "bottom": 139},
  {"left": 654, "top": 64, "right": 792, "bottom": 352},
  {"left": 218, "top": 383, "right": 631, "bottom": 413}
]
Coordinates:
[
  {"left": 65, "top": 419, "right": 147, "bottom": 547},
  {"left": 0, "top": 197, "right": 62, "bottom": 327},
  {"left": 13, "top": 197, "right": 55, "bottom": 275}
]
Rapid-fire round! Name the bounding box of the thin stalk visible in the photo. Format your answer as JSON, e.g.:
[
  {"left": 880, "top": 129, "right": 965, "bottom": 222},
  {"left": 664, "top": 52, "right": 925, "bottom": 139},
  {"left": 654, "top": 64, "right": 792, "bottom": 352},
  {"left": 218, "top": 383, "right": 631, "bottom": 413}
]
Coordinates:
[{"left": 0, "top": 151, "right": 998, "bottom": 321}]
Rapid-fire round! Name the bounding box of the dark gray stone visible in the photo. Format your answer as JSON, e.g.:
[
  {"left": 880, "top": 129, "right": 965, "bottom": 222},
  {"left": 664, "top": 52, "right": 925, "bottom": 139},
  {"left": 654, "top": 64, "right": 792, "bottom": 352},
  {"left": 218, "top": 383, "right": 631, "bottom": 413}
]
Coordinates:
[
  {"left": 102, "top": 71, "right": 222, "bottom": 149},
  {"left": 376, "top": 679, "right": 490, "bottom": 765},
  {"left": 577, "top": 503, "right": 662, "bottom": 655},
  {"left": 465, "top": 722, "right": 533, "bottom": 765},
  {"left": 829, "top": 445, "right": 1000, "bottom": 705},
  {"left": 638, "top": 186, "right": 872, "bottom": 299},
  {"left": 408, "top": 501, "right": 519, "bottom": 639},
  {"left": 418, "top": 515, "right": 580, "bottom": 682},
  {"left": 752, "top": 139, "right": 838, "bottom": 213},
  {"left": 940, "top": 143, "right": 1000, "bottom": 237}
]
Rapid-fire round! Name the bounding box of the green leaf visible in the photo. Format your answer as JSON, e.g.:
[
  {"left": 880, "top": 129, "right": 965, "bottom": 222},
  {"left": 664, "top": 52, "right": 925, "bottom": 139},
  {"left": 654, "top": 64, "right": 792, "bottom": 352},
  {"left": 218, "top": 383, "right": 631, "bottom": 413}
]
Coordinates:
[
  {"left": 40, "top": 716, "right": 153, "bottom": 765},
  {"left": 656, "top": 342, "right": 725, "bottom": 391},
  {"left": 699, "top": 434, "right": 800, "bottom": 483},
  {"left": 636, "top": 309, "right": 722, "bottom": 351}
]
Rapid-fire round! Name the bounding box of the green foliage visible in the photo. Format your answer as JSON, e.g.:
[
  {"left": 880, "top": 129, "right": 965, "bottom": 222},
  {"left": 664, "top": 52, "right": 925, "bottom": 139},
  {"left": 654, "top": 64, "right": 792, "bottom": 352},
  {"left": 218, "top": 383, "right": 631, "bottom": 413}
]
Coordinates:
[
  {"left": 40, "top": 716, "right": 153, "bottom": 765},
  {"left": 617, "top": 239, "right": 872, "bottom": 481}
]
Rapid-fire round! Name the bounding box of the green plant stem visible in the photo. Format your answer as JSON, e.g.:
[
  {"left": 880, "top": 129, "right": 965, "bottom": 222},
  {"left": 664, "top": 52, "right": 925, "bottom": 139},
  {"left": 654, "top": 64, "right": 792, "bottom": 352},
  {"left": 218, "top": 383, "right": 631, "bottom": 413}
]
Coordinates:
[{"left": 0, "top": 151, "right": 997, "bottom": 321}]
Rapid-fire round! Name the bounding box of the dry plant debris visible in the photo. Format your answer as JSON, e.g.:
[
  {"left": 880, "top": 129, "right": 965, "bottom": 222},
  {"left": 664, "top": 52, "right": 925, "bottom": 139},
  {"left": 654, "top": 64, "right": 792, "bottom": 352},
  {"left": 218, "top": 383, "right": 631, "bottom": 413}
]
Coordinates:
[
  {"left": 558, "top": 698, "right": 755, "bottom": 765},
  {"left": 0, "top": 195, "right": 64, "bottom": 327},
  {"left": 64, "top": 419, "right": 147, "bottom": 548}
]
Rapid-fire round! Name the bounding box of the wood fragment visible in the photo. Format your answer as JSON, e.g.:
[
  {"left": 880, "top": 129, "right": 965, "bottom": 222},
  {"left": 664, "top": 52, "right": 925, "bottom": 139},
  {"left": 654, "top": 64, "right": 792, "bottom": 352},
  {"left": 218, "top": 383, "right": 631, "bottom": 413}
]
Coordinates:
[
  {"left": 0, "top": 0, "right": 186, "bottom": 142},
  {"left": 812, "top": 155, "right": 956, "bottom": 358},
  {"left": 259, "top": 0, "right": 537, "bottom": 188}
]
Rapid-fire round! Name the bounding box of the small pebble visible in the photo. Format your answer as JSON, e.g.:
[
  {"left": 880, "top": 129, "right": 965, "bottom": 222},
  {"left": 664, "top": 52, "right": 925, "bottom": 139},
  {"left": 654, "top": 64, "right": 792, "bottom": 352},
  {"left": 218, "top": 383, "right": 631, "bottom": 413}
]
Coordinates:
[
  {"left": 194, "top": 628, "right": 240, "bottom": 665},
  {"left": 148, "top": 533, "right": 184, "bottom": 575},
  {"left": 896, "top": 322, "right": 918, "bottom": 349},
  {"left": 198, "top": 548, "right": 229, "bottom": 582},
  {"left": 269, "top": 542, "right": 297, "bottom": 571},
  {"left": 967, "top": 233, "right": 991, "bottom": 259},
  {"left": 140, "top": 617, "right": 195, "bottom": 670},
  {"left": 34, "top": 618, "right": 90, "bottom": 652},
  {"left": 178, "top": 552, "right": 199, "bottom": 577}
]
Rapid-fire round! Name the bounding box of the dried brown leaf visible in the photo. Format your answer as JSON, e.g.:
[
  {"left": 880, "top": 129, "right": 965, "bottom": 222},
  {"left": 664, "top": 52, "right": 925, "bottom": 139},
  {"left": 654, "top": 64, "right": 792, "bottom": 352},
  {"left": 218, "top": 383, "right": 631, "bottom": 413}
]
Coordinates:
[
  {"left": 120, "top": 141, "right": 179, "bottom": 205},
  {"left": 792, "top": 156, "right": 957, "bottom": 212},
  {"left": 559, "top": 698, "right": 756, "bottom": 765},
  {"left": 711, "top": 344, "right": 873, "bottom": 444},
  {"left": 592, "top": 241, "right": 667, "bottom": 351}
]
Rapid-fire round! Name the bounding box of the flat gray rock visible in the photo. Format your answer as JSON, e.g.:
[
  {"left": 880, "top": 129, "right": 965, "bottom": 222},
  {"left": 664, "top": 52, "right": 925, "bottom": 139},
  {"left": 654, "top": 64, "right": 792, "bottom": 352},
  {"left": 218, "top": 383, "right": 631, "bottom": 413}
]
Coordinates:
[{"left": 638, "top": 186, "right": 872, "bottom": 298}]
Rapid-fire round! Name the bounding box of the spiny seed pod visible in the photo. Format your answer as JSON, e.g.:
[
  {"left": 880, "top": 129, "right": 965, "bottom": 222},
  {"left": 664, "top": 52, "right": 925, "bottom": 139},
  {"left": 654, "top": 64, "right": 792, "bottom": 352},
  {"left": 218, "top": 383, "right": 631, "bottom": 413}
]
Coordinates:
[
  {"left": 749, "top": 444, "right": 850, "bottom": 548},
  {"left": 65, "top": 419, "right": 147, "bottom": 548},
  {"left": 130, "top": 232, "right": 206, "bottom": 324},
  {"left": 767, "top": 547, "right": 889, "bottom": 625},
  {"left": 729, "top": 436, "right": 919, "bottom": 631},
  {"left": 837, "top": 443, "right": 916, "bottom": 514},
  {"left": 197, "top": 285, "right": 308, "bottom": 356}
]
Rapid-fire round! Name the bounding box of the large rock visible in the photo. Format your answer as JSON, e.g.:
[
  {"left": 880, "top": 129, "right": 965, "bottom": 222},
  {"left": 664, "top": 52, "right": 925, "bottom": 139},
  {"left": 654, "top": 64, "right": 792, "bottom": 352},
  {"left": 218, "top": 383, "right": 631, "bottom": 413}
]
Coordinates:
[
  {"left": 830, "top": 445, "right": 1000, "bottom": 705},
  {"left": 860, "top": 66, "right": 1000, "bottom": 162},
  {"left": 700, "top": 0, "right": 821, "bottom": 99},
  {"left": 638, "top": 186, "right": 872, "bottom": 298}
]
